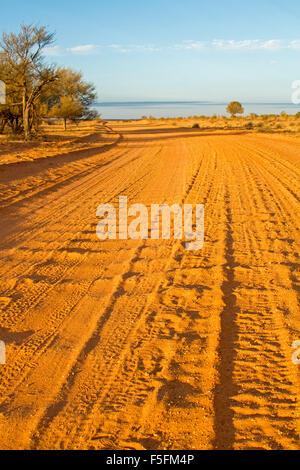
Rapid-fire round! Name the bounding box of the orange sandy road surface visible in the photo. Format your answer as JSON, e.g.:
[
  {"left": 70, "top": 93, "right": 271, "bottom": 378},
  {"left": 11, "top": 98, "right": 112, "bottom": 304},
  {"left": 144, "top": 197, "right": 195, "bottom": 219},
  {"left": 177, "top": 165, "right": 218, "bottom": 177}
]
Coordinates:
[{"left": 0, "top": 125, "right": 299, "bottom": 450}]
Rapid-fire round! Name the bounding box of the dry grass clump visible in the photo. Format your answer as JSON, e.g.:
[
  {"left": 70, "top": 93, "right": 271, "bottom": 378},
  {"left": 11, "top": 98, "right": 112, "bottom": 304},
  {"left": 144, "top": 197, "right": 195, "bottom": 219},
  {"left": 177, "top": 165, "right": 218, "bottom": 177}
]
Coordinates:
[{"left": 138, "top": 112, "right": 300, "bottom": 136}]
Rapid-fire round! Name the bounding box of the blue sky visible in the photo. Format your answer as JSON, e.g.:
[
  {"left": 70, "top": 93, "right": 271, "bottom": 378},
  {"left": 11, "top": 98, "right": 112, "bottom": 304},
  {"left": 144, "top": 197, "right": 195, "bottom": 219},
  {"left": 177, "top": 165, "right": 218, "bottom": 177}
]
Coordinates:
[{"left": 1, "top": 0, "right": 300, "bottom": 101}]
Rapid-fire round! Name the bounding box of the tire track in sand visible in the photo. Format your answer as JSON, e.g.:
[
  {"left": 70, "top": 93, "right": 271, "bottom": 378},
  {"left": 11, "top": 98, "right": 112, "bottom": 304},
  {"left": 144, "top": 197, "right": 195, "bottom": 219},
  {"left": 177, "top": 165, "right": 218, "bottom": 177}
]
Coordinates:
[{"left": 0, "top": 130, "right": 299, "bottom": 450}]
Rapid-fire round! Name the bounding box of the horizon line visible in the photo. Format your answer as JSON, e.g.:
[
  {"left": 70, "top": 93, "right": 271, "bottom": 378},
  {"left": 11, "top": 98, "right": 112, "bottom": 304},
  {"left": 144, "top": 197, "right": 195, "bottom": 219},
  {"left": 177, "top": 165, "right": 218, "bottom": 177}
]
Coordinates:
[{"left": 94, "top": 100, "right": 299, "bottom": 105}]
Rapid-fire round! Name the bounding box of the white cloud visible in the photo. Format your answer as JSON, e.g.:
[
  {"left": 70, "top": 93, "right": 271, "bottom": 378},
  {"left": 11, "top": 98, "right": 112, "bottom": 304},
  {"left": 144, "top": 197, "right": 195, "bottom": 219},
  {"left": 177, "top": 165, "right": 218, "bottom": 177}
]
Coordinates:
[
  {"left": 67, "top": 44, "right": 101, "bottom": 54},
  {"left": 134, "top": 45, "right": 161, "bottom": 52},
  {"left": 289, "top": 40, "right": 300, "bottom": 50},
  {"left": 43, "top": 45, "right": 63, "bottom": 56},
  {"left": 212, "top": 39, "right": 284, "bottom": 50},
  {"left": 42, "top": 39, "right": 300, "bottom": 58},
  {"left": 108, "top": 45, "right": 131, "bottom": 53},
  {"left": 108, "top": 44, "right": 160, "bottom": 53},
  {"left": 261, "top": 40, "right": 283, "bottom": 50},
  {"left": 173, "top": 40, "right": 205, "bottom": 50}
]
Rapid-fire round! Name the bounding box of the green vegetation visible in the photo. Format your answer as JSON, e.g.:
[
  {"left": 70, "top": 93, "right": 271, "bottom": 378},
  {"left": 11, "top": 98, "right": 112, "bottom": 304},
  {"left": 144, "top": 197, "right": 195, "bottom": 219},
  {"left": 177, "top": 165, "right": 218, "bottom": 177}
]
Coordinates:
[
  {"left": 0, "top": 24, "right": 98, "bottom": 139},
  {"left": 226, "top": 101, "right": 244, "bottom": 117}
]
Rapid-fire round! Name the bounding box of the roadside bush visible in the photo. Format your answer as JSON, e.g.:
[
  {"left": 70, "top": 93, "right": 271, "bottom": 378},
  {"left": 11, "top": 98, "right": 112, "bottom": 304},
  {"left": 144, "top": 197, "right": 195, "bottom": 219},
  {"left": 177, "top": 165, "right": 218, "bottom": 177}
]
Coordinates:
[{"left": 192, "top": 123, "right": 200, "bottom": 128}]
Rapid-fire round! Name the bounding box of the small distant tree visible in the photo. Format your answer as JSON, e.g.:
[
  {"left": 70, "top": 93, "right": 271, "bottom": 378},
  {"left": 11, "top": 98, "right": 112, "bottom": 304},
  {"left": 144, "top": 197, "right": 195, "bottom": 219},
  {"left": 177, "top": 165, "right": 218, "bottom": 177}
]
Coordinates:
[
  {"left": 49, "top": 96, "right": 84, "bottom": 130},
  {"left": 43, "top": 67, "right": 98, "bottom": 128},
  {"left": 226, "top": 101, "right": 244, "bottom": 117}
]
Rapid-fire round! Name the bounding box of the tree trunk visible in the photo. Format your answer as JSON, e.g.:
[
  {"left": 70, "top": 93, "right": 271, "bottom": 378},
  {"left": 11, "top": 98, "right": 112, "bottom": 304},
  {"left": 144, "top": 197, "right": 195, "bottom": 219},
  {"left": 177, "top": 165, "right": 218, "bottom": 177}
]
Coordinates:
[
  {"left": 64, "top": 118, "right": 67, "bottom": 130},
  {"left": 23, "top": 106, "right": 31, "bottom": 140},
  {"left": 22, "top": 90, "right": 31, "bottom": 141},
  {"left": 29, "top": 104, "right": 35, "bottom": 133},
  {"left": 0, "top": 119, "right": 7, "bottom": 134}
]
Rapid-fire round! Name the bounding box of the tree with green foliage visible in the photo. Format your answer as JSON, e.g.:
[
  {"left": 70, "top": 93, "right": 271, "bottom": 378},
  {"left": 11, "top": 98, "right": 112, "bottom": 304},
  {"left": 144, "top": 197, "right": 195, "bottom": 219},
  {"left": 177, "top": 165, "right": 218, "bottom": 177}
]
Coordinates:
[
  {"left": 49, "top": 96, "right": 84, "bottom": 130},
  {"left": 226, "top": 101, "right": 244, "bottom": 117},
  {"left": 0, "top": 24, "right": 99, "bottom": 138},
  {"left": 42, "top": 67, "right": 99, "bottom": 128},
  {"left": 0, "top": 24, "right": 57, "bottom": 140}
]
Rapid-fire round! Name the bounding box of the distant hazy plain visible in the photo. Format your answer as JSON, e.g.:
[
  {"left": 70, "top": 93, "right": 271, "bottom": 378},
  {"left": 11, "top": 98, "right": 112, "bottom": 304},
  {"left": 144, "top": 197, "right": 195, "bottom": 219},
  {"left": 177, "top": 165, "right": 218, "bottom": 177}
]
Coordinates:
[{"left": 94, "top": 101, "right": 300, "bottom": 120}]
